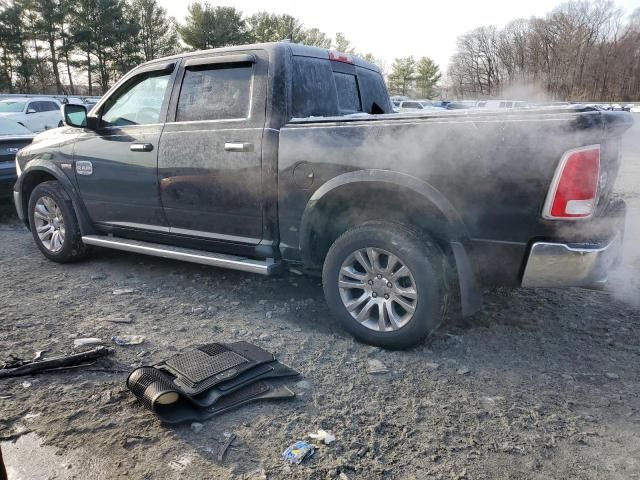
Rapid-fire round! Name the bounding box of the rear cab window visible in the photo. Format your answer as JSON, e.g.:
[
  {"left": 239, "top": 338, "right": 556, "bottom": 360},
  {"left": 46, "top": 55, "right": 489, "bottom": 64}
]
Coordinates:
[{"left": 290, "top": 54, "right": 392, "bottom": 119}]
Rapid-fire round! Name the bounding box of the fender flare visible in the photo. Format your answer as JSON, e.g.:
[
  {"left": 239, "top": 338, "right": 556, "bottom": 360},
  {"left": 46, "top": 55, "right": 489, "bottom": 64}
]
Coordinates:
[
  {"left": 15, "top": 161, "right": 95, "bottom": 235},
  {"left": 299, "top": 169, "right": 481, "bottom": 317}
]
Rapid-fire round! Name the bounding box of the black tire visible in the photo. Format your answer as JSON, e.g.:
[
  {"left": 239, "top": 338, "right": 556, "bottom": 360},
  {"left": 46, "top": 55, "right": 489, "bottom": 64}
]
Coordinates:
[
  {"left": 322, "top": 221, "right": 448, "bottom": 349},
  {"left": 28, "top": 180, "right": 89, "bottom": 263}
]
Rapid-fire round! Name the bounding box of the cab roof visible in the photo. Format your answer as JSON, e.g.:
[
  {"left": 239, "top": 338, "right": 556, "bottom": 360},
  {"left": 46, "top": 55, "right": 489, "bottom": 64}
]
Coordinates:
[{"left": 142, "top": 41, "right": 382, "bottom": 73}]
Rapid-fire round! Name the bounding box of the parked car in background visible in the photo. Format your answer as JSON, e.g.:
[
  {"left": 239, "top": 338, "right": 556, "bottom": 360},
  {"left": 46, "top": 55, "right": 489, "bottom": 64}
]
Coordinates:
[
  {"left": 479, "top": 100, "right": 528, "bottom": 109},
  {"left": 397, "top": 100, "right": 444, "bottom": 112},
  {"left": 0, "top": 118, "right": 35, "bottom": 197},
  {"left": 445, "top": 101, "right": 477, "bottom": 110},
  {"left": 0, "top": 97, "right": 62, "bottom": 132}
]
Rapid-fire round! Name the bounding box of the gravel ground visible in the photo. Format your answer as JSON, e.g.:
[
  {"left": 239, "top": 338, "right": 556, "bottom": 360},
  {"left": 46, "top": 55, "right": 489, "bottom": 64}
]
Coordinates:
[{"left": 1, "top": 120, "right": 639, "bottom": 480}]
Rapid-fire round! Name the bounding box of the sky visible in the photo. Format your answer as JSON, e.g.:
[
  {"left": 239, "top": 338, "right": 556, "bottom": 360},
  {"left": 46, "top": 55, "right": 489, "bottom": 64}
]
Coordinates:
[{"left": 157, "top": 0, "right": 640, "bottom": 72}]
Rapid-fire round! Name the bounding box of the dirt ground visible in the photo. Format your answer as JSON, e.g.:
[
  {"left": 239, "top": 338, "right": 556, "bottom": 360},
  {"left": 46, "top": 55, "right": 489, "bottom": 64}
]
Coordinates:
[{"left": 1, "top": 120, "right": 639, "bottom": 480}]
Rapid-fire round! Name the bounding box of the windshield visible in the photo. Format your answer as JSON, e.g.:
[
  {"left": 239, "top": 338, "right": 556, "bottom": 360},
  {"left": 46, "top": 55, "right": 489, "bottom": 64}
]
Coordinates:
[{"left": 0, "top": 101, "right": 26, "bottom": 113}]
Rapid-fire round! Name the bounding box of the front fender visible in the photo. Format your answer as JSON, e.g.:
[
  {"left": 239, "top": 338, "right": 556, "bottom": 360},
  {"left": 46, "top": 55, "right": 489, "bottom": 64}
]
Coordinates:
[{"left": 15, "top": 161, "right": 94, "bottom": 235}]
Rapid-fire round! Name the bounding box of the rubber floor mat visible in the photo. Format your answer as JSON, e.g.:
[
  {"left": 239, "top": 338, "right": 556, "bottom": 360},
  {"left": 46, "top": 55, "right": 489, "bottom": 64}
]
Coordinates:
[
  {"left": 158, "top": 342, "right": 275, "bottom": 395},
  {"left": 149, "top": 381, "right": 295, "bottom": 425},
  {"left": 189, "top": 361, "right": 299, "bottom": 408}
]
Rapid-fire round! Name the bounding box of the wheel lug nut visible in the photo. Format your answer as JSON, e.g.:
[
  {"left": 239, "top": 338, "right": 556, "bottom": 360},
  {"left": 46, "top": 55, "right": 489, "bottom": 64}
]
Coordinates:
[
  {"left": 368, "top": 279, "right": 373, "bottom": 285},
  {"left": 384, "top": 294, "right": 389, "bottom": 299},
  {"left": 372, "top": 292, "right": 377, "bottom": 298}
]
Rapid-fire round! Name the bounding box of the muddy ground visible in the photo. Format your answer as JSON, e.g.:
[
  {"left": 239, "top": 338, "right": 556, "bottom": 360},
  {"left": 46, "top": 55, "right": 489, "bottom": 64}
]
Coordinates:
[{"left": 1, "top": 120, "right": 639, "bottom": 480}]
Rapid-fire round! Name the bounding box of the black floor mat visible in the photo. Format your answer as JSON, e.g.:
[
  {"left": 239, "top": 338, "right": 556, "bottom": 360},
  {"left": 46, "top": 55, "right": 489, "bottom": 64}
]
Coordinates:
[
  {"left": 151, "top": 381, "right": 295, "bottom": 425},
  {"left": 157, "top": 341, "right": 275, "bottom": 395},
  {"left": 127, "top": 342, "right": 299, "bottom": 424},
  {"left": 188, "top": 360, "right": 299, "bottom": 408}
]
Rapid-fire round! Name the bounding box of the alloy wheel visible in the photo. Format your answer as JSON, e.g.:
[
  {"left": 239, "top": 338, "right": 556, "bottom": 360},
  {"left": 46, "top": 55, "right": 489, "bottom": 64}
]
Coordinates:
[{"left": 338, "top": 247, "right": 418, "bottom": 332}]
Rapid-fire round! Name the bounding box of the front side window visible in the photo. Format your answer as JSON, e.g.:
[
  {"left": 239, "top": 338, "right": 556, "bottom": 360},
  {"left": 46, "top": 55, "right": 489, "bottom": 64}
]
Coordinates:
[
  {"left": 176, "top": 64, "right": 252, "bottom": 122},
  {"left": 101, "top": 72, "right": 171, "bottom": 127}
]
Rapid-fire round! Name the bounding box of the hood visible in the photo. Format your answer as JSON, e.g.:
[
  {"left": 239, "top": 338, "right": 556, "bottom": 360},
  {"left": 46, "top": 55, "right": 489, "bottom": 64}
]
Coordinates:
[{"left": 31, "top": 125, "right": 76, "bottom": 143}]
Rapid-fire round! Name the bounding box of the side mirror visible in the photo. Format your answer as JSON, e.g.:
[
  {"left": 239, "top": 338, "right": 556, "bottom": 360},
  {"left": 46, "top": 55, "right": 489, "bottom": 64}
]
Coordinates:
[
  {"left": 62, "top": 104, "right": 88, "bottom": 128},
  {"left": 26, "top": 108, "right": 37, "bottom": 114}
]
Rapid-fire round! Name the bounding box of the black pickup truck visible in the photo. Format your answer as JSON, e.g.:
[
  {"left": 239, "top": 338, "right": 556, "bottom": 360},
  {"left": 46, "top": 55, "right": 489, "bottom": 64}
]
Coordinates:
[{"left": 13, "top": 42, "right": 633, "bottom": 349}]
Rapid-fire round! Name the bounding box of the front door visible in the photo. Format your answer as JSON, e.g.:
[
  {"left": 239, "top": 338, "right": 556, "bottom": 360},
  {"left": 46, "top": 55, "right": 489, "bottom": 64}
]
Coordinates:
[
  {"left": 158, "top": 51, "right": 267, "bottom": 245},
  {"left": 74, "top": 65, "right": 175, "bottom": 229}
]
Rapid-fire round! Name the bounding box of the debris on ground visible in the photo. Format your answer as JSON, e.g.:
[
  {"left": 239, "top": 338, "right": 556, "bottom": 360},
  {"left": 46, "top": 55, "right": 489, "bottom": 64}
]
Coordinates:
[
  {"left": 366, "top": 359, "right": 388, "bottom": 374},
  {"left": 73, "top": 338, "right": 103, "bottom": 348},
  {"left": 112, "top": 288, "right": 135, "bottom": 295},
  {"left": 217, "top": 433, "right": 236, "bottom": 462},
  {"left": 0, "top": 347, "right": 112, "bottom": 378},
  {"left": 282, "top": 441, "right": 315, "bottom": 464},
  {"left": 456, "top": 367, "right": 471, "bottom": 375},
  {"left": 309, "top": 429, "right": 336, "bottom": 444},
  {"left": 190, "top": 422, "right": 204, "bottom": 434},
  {"left": 111, "top": 335, "right": 145, "bottom": 346}
]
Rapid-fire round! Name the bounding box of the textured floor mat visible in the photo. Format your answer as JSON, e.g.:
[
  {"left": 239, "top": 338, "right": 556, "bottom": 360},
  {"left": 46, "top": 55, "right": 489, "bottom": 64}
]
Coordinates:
[
  {"left": 150, "top": 381, "right": 295, "bottom": 425},
  {"left": 189, "top": 361, "right": 299, "bottom": 408},
  {"left": 158, "top": 341, "right": 275, "bottom": 395}
]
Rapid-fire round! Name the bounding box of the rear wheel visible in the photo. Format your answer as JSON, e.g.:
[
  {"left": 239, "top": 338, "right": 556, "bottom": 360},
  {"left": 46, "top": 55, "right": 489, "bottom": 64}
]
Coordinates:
[
  {"left": 322, "top": 222, "right": 448, "bottom": 349},
  {"left": 28, "top": 181, "right": 89, "bottom": 263}
]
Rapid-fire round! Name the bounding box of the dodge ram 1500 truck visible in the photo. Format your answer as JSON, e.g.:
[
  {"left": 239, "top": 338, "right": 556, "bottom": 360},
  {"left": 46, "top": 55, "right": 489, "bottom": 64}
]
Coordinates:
[{"left": 13, "top": 42, "right": 633, "bottom": 349}]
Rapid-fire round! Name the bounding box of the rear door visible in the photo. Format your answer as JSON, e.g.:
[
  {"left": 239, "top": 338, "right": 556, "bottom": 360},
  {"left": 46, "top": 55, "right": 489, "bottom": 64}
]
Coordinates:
[
  {"left": 39, "top": 100, "right": 62, "bottom": 129},
  {"left": 73, "top": 62, "right": 176, "bottom": 229},
  {"left": 25, "top": 101, "right": 45, "bottom": 132},
  {"left": 158, "top": 50, "right": 267, "bottom": 245}
]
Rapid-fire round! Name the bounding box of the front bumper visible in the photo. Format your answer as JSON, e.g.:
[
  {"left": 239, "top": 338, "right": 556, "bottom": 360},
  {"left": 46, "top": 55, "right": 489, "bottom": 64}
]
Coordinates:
[
  {"left": 0, "top": 162, "right": 16, "bottom": 193},
  {"left": 521, "top": 233, "right": 623, "bottom": 288}
]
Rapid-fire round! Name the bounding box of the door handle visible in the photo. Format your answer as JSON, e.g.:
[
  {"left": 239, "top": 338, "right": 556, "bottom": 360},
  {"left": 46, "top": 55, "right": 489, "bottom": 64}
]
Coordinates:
[
  {"left": 224, "top": 142, "right": 253, "bottom": 152},
  {"left": 130, "top": 143, "right": 154, "bottom": 152}
]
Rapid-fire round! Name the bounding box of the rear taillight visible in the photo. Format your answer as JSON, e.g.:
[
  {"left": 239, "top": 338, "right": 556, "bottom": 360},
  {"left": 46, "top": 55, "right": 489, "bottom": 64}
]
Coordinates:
[{"left": 543, "top": 145, "right": 601, "bottom": 219}]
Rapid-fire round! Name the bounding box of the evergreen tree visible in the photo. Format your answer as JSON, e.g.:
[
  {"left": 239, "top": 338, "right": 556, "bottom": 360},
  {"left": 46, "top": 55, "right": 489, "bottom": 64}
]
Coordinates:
[
  {"left": 177, "top": 2, "right": 248, "bottom": 50},
  {"left": 414, "top": 56, "right": 441, "bottom": 98}
]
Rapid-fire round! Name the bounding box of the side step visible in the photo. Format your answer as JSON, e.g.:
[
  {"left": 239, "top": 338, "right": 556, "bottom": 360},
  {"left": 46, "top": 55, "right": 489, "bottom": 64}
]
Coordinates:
[{"left": 82, "top": 235, "right": 278, "bottom": 275}]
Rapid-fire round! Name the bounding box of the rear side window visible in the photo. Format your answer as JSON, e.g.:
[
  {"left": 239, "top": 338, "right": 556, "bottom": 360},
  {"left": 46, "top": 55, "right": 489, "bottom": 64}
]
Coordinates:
[
  {"left": 499, "top": 101, "right": 513, "bottom": 108},
  {"left": 291, "top": 56, "right": 339, "bottom": 118},
  {"left": 176, "top": 64, "right": 252, "bottom": 122},
  {"left": 356, "top": 67, "right": 393, "bottom": 114},
  {"left": 40, "top": 101, "right": 59, "bottom": 112},
  {"left": 333, "top": 72, "right": 361, "bottom": 114}
]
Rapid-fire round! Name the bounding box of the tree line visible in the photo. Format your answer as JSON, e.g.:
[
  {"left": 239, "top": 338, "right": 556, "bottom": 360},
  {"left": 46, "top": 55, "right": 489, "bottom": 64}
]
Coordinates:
[
  {"left": 0, "top": 0, "right": 389, "bottom": 95},
  {"left": 447, "top": 1, "right": 640, "bottom": 101}
]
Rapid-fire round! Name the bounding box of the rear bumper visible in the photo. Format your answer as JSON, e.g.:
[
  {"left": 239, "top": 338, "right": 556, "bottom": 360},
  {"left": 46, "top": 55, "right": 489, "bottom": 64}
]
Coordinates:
[{"left": 521, "top": 233, "right": 622, "bottom": 288}]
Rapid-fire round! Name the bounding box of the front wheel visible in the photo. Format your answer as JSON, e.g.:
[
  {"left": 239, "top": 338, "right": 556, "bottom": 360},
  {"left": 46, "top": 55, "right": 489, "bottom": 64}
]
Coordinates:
[
  {"left": 322, "top": 222, "right": 448, "bottom": 349},
  {"left": 28, "top": 181, "right": 89, "bottom": 263}
]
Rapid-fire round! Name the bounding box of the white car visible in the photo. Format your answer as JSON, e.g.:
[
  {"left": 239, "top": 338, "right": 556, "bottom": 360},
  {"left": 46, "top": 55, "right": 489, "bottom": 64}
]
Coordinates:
[
  {"left": 0, "top": 97, "right": 63, "bottom": 132},
  {"left": 397, "top": 100, "right": 444, "bottom": 112}
]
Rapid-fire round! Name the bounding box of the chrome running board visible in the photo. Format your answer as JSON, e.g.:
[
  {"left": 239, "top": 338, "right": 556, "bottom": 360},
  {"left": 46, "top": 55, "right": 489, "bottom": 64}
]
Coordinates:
[{"left": 82, "top": 235, "right": 277, "bottom": 275}]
